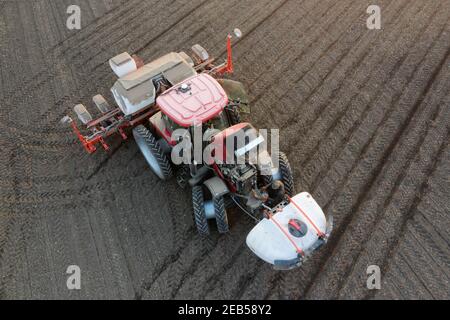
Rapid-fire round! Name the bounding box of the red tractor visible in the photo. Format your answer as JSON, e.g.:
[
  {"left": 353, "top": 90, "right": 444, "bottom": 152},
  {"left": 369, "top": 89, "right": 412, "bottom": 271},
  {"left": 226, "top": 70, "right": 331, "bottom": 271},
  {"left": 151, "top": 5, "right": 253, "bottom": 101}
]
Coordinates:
[{"left": 64, "top": 31, "right": 332, "bottom": 270}]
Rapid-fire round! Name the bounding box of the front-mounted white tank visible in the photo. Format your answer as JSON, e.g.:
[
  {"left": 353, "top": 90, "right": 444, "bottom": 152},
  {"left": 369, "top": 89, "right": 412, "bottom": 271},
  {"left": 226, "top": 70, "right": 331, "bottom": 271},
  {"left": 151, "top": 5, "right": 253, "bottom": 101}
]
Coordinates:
[{"left": 246, "top": 192, "right": 332, "bottom": 270}]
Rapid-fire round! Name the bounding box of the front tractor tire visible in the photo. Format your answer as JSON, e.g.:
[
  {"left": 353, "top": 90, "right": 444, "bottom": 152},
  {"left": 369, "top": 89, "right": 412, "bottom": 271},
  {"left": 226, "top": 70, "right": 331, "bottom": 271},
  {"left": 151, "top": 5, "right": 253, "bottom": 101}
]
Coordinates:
[
  {"left": 133, "top": 125, "right": 173, "bottom": 180},
  {"left": 192, "top": 186, "right": 209, "bottom": 236},
  {"left": 214, "top": 196, "right": 229, "bottom": 234},
  {"left": 278, "top": 152, "right": 295, "bottom": 197},
  {"left": 192, "top": 186, "right": 230, "bottom": 236}
]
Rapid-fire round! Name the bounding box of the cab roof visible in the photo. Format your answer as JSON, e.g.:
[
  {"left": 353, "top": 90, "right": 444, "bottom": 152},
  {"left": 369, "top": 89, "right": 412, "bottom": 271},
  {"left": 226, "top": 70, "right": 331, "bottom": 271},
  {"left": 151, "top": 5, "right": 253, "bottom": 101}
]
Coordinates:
[{"left": 156, "top": 73, "right": 228, "bottom": 127}]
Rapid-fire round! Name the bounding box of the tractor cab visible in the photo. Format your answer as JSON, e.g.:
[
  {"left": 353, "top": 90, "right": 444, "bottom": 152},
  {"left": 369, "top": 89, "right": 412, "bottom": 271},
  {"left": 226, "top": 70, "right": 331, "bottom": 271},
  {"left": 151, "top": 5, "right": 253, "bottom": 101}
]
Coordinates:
[{"left": 207, "top": 122, "right": 264, "bottom": 165}]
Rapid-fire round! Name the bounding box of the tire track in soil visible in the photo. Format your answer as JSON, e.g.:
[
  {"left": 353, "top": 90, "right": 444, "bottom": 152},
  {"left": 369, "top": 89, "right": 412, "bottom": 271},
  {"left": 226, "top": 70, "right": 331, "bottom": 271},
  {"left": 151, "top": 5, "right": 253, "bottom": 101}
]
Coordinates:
[
  {"left": 52, "top": 0, "right": 145, "bottom": 55},
  {"left": 246, "top": 0, "right": 364, "bottom": 130},
  {"left": 0, "top": 159, "right": 165, "bottom": 298},
  {"left": 302, "top": 14, "right": 450, "bottom": 299},
  {"left": 134, "top": 182, "right": 197, "bottom": 299},
  {"left": 1, "top": 0, "right": 106, "bottom": 108},
  {"left": 0, "top": 148, "right": 31, "bottom": 298},
  {"left": 12, "top": 6, "right": 84, "bottom": 298},
  {"left": 0, "top": 169, "right": 168, "bottom": 218},
  {"left": 251, "top": 0, "right": 440, "bottom": 299},
  {"left": 170, "top": 216, "right": 254, "bottom": 299},
  {"left": 65, "top": 0, "right": 191, "bottom": 66},
  {"left": 1, "top": 168, "right": 172, "bottom": 298},
  {"left": 279, "top": 0, "right": 402, "bottom": 150},
  {"left": 373, "top": 151, "right": 450, "bottom": 299},
  {"left": 0, "top": 0, "right": 132, "bottom": 110},
  {"left": 373, "top": 141, "right": 449, "bottom": 300},
  {"left": 335, "top": 60, "right": 450, "bottom": 300},
  {"left": 296, "top": 0, "right": 441, "bottom": 206},
  {"left": 0, "top": 2, "right": 33, "bottom": 104},
  {"left": 1, "top": 1, "right": 449, "bottom": 299},
  {"left": 47, "top": 0, "right": 129, "bottom": 50},
  {"left": 83, "top": 172, "right": 166, "bottom": 299},
  {"left": 290, "top": 0, "right": 430, "bottom": 201},
  {"left": 282, "top": 0, "right": 413, "bottom": 172},
  {"left": 0, "top": 1, "right": 64, "bottom": 298},
  {"left": 329, "top": 74, "right": 449, "bottom": 300},
  {"left": 292, "top": 1, "right": 442, "bottom": 296},
  {"left": 226, "top": 0, "right": 339, "bottom": 111},
  {"left": 0, "top": 1, "right": 110, "bottom": 145}
]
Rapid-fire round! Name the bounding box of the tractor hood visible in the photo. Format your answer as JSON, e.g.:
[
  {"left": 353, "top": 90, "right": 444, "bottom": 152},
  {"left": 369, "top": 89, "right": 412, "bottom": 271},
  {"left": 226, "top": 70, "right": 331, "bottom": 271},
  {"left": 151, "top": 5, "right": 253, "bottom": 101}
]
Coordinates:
[
  {"left": 156, "top": 73, "right": 228, "bottom": 127},
  {"left": 246, "top": 192, "right": 332, "bottom": 270}
]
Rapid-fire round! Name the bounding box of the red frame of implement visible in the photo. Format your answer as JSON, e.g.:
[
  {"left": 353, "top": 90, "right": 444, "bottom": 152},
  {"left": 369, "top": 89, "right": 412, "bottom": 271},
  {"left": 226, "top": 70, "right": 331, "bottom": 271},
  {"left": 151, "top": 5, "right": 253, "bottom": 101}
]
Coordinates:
[
  {"left": 70, "top": 35, "right": 235, "bottom": 154},
  {"left": 70, "top": 108, "right": 158, "bottom": 154}
]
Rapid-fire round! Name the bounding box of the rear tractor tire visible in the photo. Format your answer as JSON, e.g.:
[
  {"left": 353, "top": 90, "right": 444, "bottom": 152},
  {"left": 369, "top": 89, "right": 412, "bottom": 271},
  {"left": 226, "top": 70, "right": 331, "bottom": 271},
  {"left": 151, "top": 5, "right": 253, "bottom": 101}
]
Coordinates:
[{"left": 133, "top": 125, "right": 173, "bottom": 180}]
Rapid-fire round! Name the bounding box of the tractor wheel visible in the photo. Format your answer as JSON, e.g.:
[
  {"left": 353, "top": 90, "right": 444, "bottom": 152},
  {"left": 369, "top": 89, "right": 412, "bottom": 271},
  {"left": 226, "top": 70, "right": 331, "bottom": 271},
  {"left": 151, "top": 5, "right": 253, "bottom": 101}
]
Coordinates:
[
  {"left": 214, "top": 196, "right": 229, "bottom": 234},
  {"left": 278, "top": 152, "right": 295, "bottom": 197},
  {"left": 133, "top": 125, "right": 173, "bottom": 180},
  {"left": 226, "top": 107, "right": 241, "bottom": 125},
  {"left": 192, "top": 186, "right": 209, "bottom": 235}
]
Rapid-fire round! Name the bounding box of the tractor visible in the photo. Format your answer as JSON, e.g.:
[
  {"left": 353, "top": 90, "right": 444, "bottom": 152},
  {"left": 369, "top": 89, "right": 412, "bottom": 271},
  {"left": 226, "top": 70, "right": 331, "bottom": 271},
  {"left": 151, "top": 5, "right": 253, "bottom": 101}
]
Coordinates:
[{"left": 63, "top": 30, "right": 332, "bottom": 270}]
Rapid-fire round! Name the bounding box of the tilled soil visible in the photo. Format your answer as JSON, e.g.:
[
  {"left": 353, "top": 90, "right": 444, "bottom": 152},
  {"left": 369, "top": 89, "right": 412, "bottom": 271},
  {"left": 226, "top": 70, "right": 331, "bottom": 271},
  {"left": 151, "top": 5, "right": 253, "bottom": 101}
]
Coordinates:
[{"left": 0, "top": 0, "right": 448, "bottom": 299}]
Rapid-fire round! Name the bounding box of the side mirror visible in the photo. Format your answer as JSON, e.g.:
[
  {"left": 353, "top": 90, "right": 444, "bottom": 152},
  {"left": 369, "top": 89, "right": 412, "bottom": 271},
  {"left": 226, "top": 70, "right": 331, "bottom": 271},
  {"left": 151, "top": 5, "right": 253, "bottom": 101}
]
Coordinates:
[{"left": 217, "top": 79, "right": 251, "bottom": 114}]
